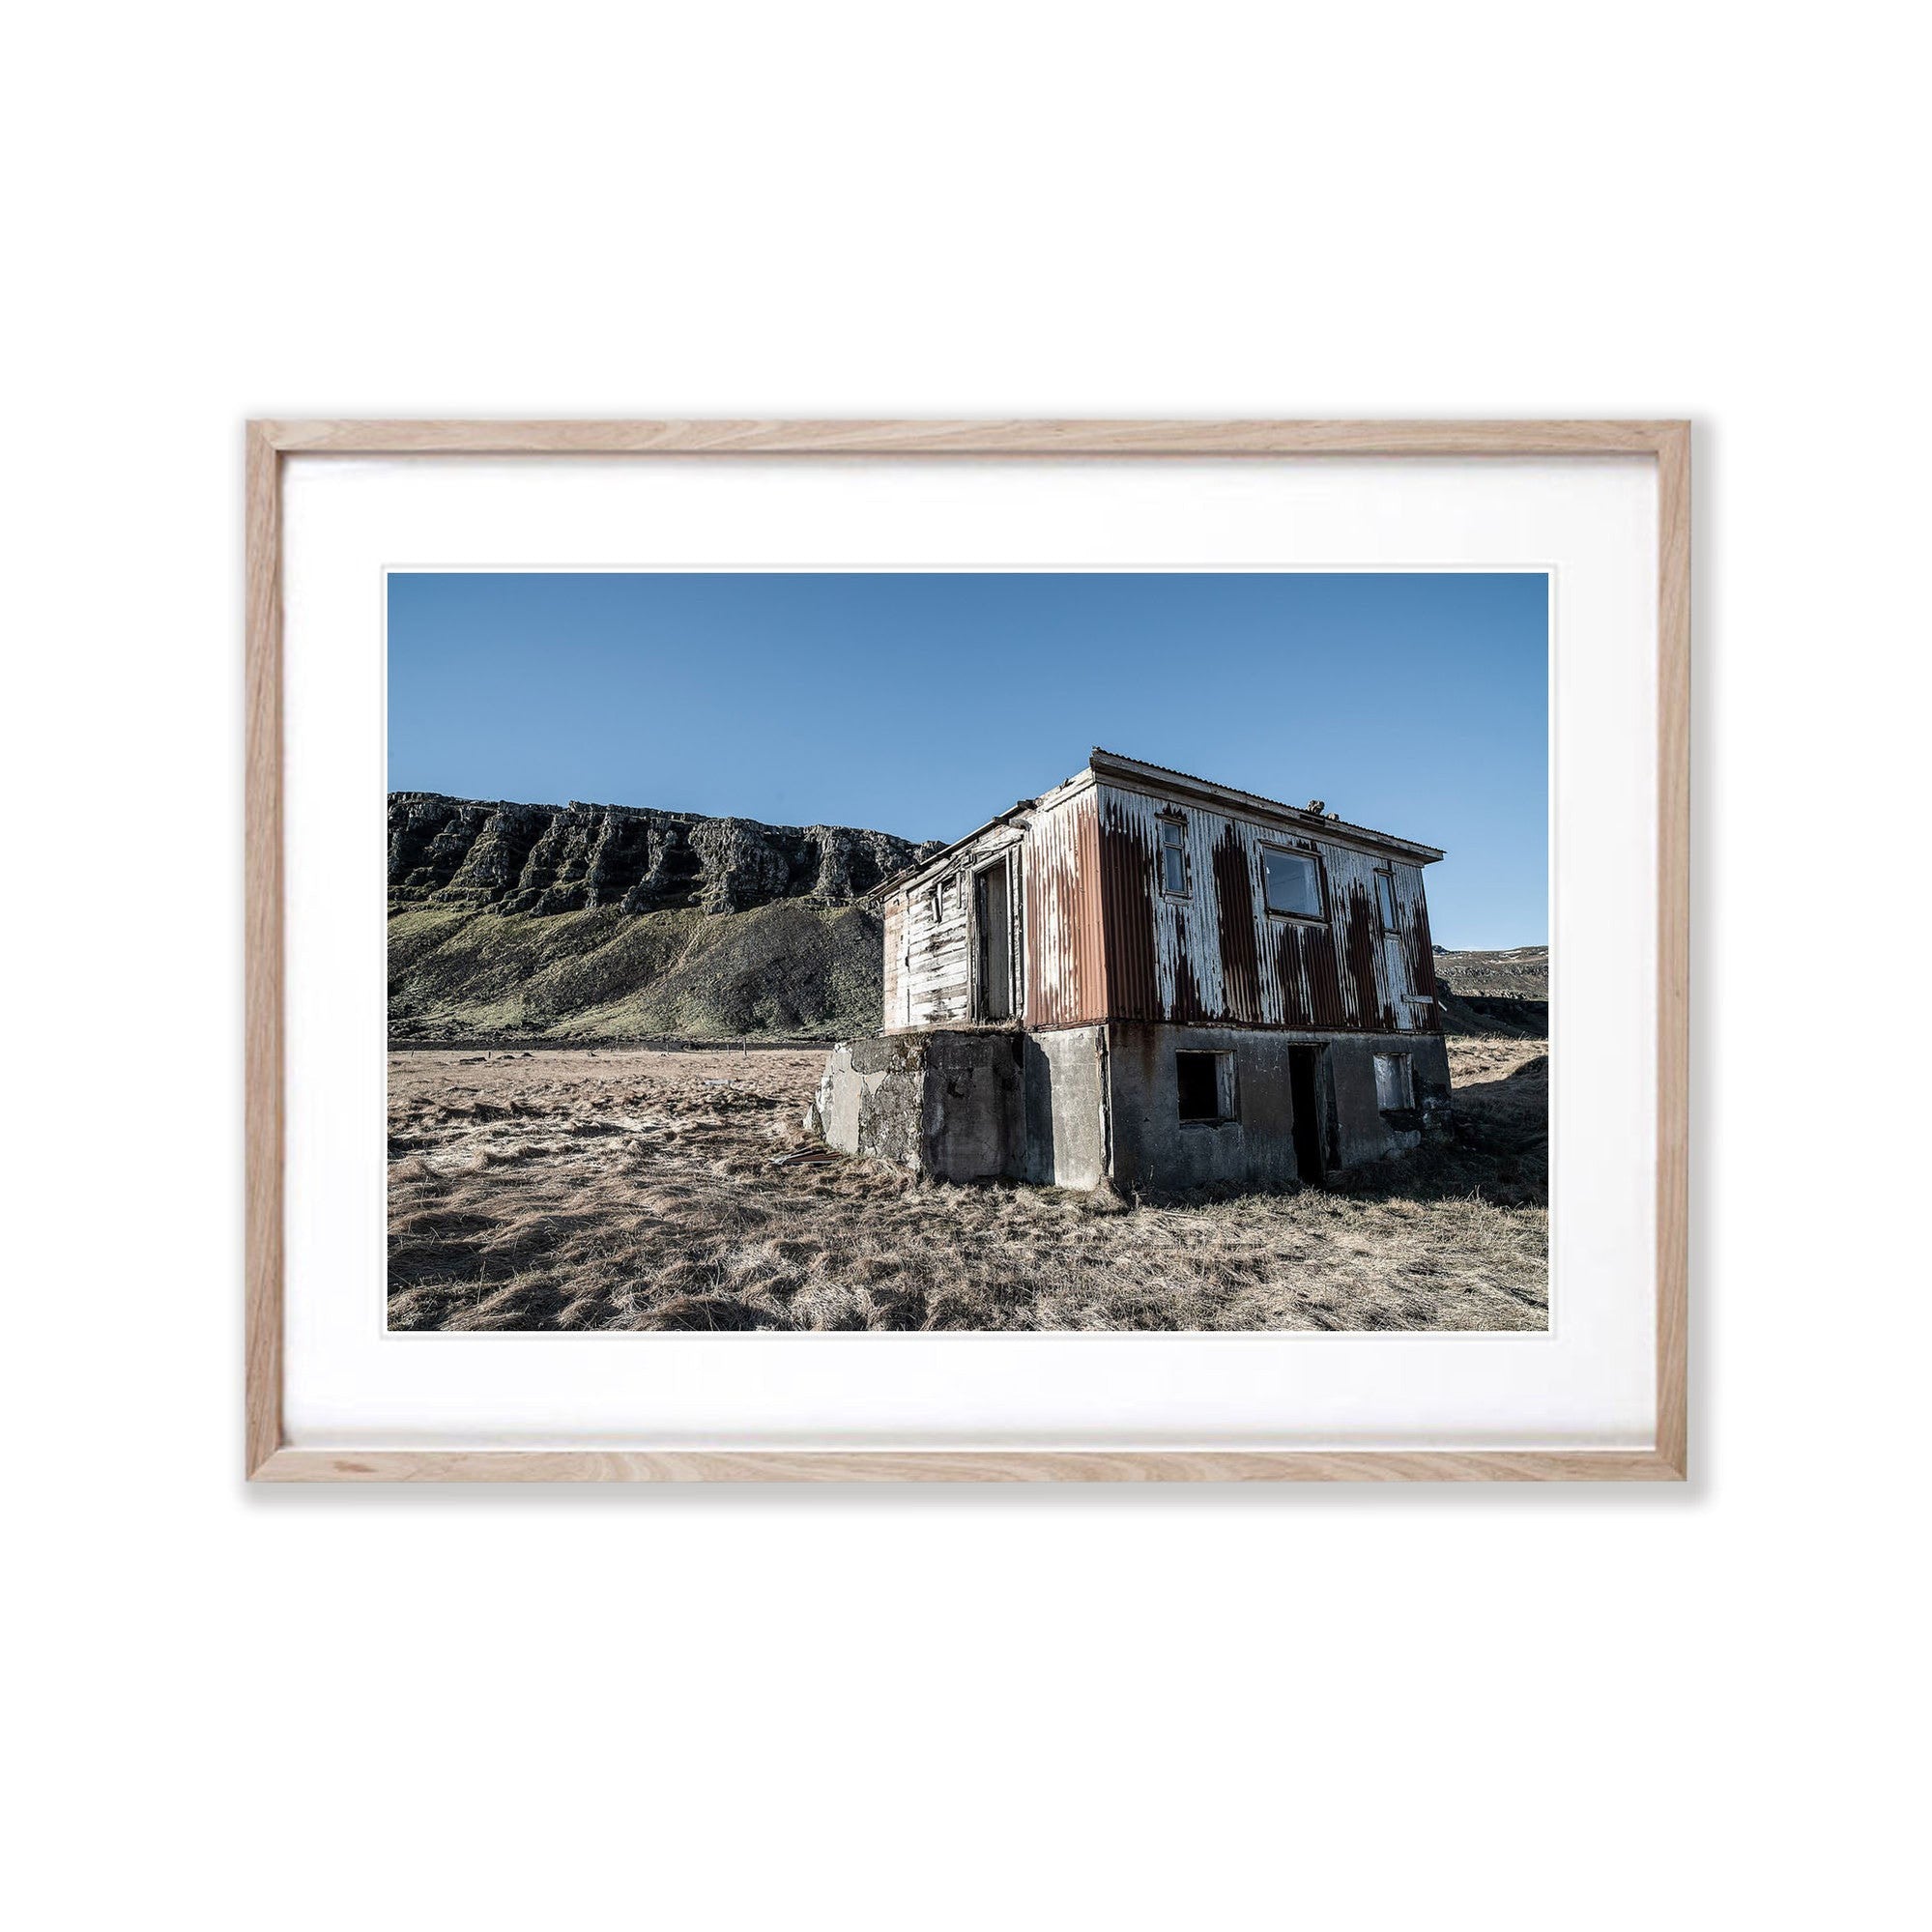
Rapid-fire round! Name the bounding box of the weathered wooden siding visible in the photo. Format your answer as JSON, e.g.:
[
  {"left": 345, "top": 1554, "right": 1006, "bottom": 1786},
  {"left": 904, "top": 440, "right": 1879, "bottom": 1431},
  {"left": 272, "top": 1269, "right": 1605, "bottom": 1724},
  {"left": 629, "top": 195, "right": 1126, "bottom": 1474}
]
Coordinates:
[
  {"left": 883, "top": 826, "right": 1024, "bottom": 1031},
  {"left": 1022, "top": 789, "right": 1107, "bottom": 1028},
  {"left": 1091, "top": 782, "right": 1439, "bottom": 1034},
  {"left": 895, "top": 872, "right": 971, "bottom": 1027},
  {"left": 880, "top": 898, "right": 906, "bottom": 1029}
]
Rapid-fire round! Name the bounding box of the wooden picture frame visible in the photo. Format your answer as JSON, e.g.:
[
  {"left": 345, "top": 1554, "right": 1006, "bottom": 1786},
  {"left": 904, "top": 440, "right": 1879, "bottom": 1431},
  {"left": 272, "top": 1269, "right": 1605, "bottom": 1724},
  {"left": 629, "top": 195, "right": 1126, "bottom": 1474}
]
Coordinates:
[{"left": 246, "top": 418, "right": 1689, "bottom": 1483}]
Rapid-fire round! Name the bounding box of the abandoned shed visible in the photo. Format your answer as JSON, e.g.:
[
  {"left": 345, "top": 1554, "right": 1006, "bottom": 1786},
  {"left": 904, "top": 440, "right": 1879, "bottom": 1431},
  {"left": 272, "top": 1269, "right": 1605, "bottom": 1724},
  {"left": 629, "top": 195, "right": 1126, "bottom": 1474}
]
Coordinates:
[{"left": 807, "top": 748, "right": 1453, "bottom": 1193}]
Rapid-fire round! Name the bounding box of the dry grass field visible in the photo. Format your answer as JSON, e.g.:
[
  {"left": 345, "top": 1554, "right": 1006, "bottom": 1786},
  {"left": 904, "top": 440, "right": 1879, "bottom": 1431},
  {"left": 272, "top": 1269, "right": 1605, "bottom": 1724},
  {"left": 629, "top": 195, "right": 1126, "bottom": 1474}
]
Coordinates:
[{"left": 388, "top": 1037, "right": 1548, "bottom": 1332}]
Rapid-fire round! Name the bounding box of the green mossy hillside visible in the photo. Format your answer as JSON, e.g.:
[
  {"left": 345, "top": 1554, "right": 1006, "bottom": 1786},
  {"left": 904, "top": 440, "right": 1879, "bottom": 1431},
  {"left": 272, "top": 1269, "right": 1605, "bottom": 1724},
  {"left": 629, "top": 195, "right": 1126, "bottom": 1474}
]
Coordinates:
[{"left": 388, "top": 901, "right": 886, "bottom": 1042}]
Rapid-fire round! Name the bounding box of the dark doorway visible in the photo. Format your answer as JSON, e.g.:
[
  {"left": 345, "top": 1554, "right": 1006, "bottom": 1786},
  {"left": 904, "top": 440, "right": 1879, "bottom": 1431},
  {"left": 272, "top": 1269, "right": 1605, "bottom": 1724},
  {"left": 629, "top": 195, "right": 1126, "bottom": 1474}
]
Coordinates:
[
  {"left": 1287, "top": 1045, "right": 1328, "bottom": 1184},
  {"left": 974, "top": 860, "right": 1013, "bottom": 1022}
]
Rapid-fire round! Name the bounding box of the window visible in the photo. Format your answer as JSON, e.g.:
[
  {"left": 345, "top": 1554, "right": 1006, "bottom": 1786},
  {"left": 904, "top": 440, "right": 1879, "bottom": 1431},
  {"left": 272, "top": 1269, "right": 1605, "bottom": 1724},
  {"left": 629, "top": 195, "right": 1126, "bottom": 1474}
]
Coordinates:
[
  {"left": 1373, "top": 1053, "right": 1414, "bottom": 1111},
  {"left": 1159, "top": 817, "right": 1191, "bottom": 896},
  {"left": 1261, "top": 847, "right": 1323, "bottom": 919},
  {"left": 1375, "top": 871, "right": 1400, "bottom": 934},
  {"left": 1176, "top": 1050, "right": 1237, "bottom": 1124}
]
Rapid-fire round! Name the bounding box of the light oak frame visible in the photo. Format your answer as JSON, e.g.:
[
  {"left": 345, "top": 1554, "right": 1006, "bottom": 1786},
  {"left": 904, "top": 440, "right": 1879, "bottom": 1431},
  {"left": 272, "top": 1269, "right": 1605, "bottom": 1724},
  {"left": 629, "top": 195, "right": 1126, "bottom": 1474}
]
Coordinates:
[{"left": 245, "top": 418, "right": 1689, "bottom": 1483}]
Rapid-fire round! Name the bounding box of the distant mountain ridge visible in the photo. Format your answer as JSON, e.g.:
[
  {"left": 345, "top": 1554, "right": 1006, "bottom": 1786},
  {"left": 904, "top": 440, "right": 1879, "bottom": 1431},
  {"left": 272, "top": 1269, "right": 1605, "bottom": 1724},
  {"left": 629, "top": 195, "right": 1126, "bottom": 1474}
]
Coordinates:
[
  {"left": 389, "top": 791, "right": 939, "bottom": 918},
  {"left": 1429, "top": 944, "right": 1548, "bottom": 999},
  {"left": 1432, "top": 945, "right": 1548, "bottom": 1038},
  {"left": 388, "top": 791, "right": 937, "bottom": 1043}
]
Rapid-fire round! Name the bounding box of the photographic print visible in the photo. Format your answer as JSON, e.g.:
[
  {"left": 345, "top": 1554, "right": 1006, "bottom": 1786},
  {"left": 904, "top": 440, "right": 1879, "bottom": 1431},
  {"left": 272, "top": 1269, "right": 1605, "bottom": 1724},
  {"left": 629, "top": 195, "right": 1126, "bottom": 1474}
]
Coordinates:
[{"left": 387, "top": 569, "right": 1549, "bottom": 1335}]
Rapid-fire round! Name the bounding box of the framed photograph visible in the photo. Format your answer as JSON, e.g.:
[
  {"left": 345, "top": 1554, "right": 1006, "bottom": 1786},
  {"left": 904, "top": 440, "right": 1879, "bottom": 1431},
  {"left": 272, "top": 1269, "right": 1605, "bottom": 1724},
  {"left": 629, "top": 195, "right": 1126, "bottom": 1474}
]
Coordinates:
[{"left": 246, "top": 419, "right": 1687, "bottom": 1482}]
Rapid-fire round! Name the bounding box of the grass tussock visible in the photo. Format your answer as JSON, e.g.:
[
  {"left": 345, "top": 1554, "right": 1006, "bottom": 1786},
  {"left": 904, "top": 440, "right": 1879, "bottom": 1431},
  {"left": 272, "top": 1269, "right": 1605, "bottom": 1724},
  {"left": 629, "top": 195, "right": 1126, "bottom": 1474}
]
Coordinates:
[{"left": 387, "top": 1039, "right": 1548, "bottom": 1333}]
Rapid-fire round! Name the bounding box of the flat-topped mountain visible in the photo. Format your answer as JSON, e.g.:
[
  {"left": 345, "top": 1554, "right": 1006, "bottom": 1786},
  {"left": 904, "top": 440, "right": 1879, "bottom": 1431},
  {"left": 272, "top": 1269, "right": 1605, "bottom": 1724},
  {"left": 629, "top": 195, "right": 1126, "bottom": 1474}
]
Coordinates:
[
  {"left": 388, "top": 792, "right": 939, "bottom": 1042},
  {"left": 389, "top": 792, "right": 938, "bottom": 918}
]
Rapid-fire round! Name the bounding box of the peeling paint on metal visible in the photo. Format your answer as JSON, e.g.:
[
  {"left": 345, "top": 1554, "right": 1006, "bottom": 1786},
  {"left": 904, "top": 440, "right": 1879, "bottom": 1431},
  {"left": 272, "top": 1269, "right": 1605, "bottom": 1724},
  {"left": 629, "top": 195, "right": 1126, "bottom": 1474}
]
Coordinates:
[
  {"left": 1022, "top": 789, "right": 1107, "bottom": 1028},
  {"left": 884, "top": 764, "right": 1443, "bottom": 1039},
  {"left": 1084, "top": 783, "right": 1437, "bottom": 1032}
]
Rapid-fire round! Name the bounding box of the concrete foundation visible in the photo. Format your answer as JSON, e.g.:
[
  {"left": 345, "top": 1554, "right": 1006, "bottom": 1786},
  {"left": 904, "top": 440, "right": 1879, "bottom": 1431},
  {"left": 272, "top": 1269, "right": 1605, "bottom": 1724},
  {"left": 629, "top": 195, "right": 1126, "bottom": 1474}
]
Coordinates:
[
  {"left": 808, "top": 1030, "right": 1024, "bottom": 1182},
  {"left": 1103, "top": 1023, "right": 1450, "bottom": 1194},
  {"left": 810, "top": 1023, "right": 1451, "bottom": 1194},
  {"left": 1021, "top": 1027, "right": 1110, "bottom": 1189}
]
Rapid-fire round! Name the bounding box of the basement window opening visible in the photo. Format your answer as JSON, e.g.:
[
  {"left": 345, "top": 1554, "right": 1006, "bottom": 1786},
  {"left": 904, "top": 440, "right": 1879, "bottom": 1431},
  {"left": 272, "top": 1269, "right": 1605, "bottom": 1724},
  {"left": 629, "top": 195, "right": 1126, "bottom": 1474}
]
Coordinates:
[
  {"left": 1373, "top": 1053, "right": 1414, "bottom": 1111},
  {"left": 1176, "top": 1050, "right": 1237, "bottom": 1125},
  {"left": 1159, "top": 817, "right": 1191, "bottom": 897},
  {"left": 1262, "top": 847, "right": 1323, "bottom": 920}
]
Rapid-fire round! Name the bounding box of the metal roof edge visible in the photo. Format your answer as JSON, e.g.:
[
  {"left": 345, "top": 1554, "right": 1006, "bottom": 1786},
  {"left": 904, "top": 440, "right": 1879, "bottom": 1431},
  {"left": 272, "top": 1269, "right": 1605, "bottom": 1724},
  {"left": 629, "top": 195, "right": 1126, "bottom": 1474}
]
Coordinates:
[
  {"left": 873, "top": 750, "right": 1447, "bottom": 902},
  {"left": 1087, "top": 748, "right": 1446, "bottom": 863},
  {"left": 871, "top": 797, "right": 1039, "bottom": 901}
]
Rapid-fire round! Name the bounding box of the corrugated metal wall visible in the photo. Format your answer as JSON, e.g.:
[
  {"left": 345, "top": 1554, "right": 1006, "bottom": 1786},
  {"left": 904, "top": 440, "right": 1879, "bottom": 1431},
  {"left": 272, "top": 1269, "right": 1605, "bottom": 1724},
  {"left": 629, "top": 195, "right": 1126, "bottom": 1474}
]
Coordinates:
[
  {"left": 1022, "top": 789, "right": 1107, "bottom": 1027},
  {"left": 1089, "top": 783, "right": 1437, "bottom": 1034},
  {"left": 886, "top": 776, "right": 1439, "bottom": 1037}
]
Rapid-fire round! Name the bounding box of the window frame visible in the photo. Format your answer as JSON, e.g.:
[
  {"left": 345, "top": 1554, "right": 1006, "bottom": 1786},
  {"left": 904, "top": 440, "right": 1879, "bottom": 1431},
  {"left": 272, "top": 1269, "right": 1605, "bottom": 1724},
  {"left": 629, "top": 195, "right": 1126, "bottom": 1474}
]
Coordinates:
[
  {"left": 1258, "top": 843, "right": 1329, "bottom": 924},
  {"left": 1175, "top": 1049, "right": 1239, "bottom": 1126},
  {"left": 1372, "top": 1052, "right": 1414, "bottom": 1112},
  {"left": 1374, "top": 867, "right": 1402, "bottom": 937},
  {"left": 1156, "top": 812, "right": 1192, "bottom": 900}
]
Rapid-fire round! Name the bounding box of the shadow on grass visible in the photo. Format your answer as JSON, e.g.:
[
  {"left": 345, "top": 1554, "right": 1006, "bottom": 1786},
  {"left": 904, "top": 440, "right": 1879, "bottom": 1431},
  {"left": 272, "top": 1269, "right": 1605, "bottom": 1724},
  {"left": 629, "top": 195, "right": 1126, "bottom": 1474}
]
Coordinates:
[{"left": 1438, "top": 992, "right": 1549, "bottom": 1038}]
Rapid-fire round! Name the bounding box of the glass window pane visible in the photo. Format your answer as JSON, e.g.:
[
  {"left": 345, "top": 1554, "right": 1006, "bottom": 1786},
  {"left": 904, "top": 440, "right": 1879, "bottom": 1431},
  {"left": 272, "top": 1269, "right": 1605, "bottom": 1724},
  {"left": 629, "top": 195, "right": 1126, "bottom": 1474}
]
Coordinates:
[
  {"left": 1263, "top": 850, "right": 1319, "bottom": 917},
  {"left": 1374, "top": 1053, "right": 1412, "bottom": 1110},
  {"left": 1160, "top": 821, "right": 1188, "bottom": 895},
  {"left": 1376, "top": 873, "right": 1399, "bottom": 929}
]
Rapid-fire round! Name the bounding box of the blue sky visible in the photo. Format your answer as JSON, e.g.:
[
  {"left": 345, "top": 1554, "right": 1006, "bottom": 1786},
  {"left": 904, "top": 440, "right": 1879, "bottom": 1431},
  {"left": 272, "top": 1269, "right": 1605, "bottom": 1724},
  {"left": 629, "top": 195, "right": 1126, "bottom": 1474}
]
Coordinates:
[{"left": 389, "top": 571, "right": 1547, "bottom": 947}]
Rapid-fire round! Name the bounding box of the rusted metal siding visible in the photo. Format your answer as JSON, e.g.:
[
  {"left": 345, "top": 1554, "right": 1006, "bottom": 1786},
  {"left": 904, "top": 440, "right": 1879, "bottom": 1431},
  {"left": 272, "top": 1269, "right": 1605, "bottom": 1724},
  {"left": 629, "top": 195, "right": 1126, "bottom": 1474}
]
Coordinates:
[
  {"left": 1092, "top": 783, "right": 1440, "bottom": 1034},
  {"left": 882, "top": 766, "right": 1441, "bottom": 1039},
  {"left": 1022, "top": 789, "right": 1108, "bottom": 1028}
]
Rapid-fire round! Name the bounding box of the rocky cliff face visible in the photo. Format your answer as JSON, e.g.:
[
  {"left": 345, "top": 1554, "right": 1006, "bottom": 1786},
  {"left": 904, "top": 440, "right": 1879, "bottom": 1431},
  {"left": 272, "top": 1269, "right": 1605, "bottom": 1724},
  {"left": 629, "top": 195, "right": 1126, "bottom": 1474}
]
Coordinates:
[{"left": 389, "top": 793, "right": 938, "bottom": 918}]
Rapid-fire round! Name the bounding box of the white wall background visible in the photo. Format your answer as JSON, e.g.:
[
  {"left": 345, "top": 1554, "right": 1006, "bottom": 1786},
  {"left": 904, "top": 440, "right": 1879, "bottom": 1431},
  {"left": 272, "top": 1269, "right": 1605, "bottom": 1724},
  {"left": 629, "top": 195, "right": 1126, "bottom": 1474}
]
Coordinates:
[{"left": 6, "top": 5, "right": 1924, "bottom": 1929}]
